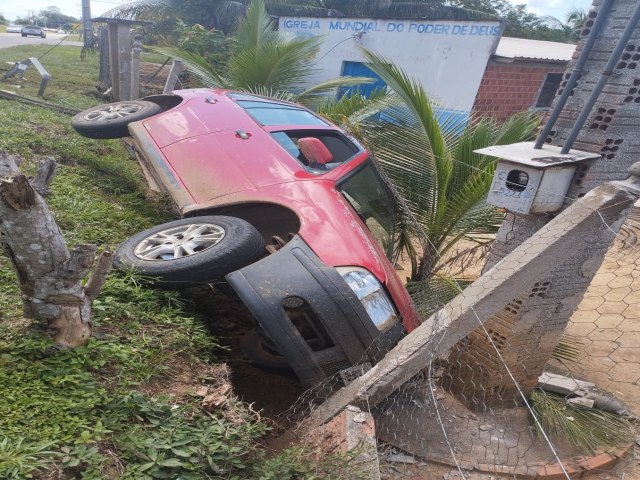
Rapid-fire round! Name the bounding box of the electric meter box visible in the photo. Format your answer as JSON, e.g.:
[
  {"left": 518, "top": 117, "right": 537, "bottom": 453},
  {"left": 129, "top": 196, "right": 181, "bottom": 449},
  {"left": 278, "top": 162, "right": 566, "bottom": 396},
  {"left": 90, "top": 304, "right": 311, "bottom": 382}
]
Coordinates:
[{"left": 475, "top": 142, "right": 600, "bottom": 214}]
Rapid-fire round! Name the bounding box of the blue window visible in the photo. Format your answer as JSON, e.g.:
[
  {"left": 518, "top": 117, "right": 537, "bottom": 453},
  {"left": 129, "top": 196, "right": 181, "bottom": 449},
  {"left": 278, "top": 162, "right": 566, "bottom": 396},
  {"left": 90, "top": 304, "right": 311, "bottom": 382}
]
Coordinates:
[{"left": 338, "top": 61, "right": 387, "bottom": 99}]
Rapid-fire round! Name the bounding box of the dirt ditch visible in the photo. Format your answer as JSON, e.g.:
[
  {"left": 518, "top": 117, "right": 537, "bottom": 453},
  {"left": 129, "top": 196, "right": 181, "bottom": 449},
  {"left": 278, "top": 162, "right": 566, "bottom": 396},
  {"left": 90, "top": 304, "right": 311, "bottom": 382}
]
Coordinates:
[{"left": 189, "top": 285, "right": 303, "bottom": 418}]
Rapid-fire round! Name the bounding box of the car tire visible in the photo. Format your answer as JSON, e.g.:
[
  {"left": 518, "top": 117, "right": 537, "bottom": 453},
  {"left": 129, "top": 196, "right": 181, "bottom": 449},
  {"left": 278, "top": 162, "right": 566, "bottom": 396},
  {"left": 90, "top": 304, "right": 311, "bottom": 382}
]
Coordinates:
[
  {"left": 21, "top": 34, "right": 26, "bottom": 37},
  {"left": 71, "top": 100, "right": 162, "bottom": 139},
  {"left": 114, "top": 216, "right": 265, "bottom": 288},
  {"left": 241, "top": 328, "right": 292, "bottom": 371}
]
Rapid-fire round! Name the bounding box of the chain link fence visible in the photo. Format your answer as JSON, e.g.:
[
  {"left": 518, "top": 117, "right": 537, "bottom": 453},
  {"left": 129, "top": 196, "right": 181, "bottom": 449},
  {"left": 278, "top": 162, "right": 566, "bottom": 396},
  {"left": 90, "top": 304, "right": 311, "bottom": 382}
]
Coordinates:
[{"left": 277, "top": 169, "right": 640, "bottom": 480}]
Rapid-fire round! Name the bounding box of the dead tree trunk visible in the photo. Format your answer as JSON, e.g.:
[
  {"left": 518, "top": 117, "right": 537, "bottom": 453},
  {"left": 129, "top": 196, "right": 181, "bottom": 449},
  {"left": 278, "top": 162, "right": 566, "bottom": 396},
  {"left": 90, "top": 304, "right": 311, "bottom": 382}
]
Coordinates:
[{"left": 0, "top": 152, "right": 112, "bottom": 347}]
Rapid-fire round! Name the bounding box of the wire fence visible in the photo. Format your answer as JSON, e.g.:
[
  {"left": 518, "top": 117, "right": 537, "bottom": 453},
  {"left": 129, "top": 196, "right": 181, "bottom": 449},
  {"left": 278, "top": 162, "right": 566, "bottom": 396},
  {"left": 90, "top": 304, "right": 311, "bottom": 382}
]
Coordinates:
[{"left": 278, "top": 173, "right": 640, "bottom": 480}]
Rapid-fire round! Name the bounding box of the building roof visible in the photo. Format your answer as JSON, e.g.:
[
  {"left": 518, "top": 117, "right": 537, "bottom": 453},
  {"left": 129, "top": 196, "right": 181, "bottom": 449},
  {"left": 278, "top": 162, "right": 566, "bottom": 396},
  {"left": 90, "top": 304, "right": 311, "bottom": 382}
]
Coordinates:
[{"left": 495, "top": 37, "right": 576, "bottom": 62}]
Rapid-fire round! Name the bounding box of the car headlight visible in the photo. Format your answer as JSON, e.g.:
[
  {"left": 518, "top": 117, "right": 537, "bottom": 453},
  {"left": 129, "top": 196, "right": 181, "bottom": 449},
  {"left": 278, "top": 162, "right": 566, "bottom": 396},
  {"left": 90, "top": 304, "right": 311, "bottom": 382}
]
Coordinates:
[{"left": 336, "top": 267, "right": 399, "bottom": 331}]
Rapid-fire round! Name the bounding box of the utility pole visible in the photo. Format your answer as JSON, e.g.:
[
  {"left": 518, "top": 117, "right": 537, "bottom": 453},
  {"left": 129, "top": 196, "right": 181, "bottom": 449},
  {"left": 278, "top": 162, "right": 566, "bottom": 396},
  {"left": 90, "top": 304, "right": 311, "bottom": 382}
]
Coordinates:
[{"left": 82, "top": 0, "right": 92, "bottom": 48}]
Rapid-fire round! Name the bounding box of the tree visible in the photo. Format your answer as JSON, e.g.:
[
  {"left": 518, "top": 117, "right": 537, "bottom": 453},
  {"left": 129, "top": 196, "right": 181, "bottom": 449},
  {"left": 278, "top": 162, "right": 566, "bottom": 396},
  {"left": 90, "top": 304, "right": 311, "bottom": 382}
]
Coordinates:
[
  {"left": 0, "top": 153, "right": 112, "bottom": 348},
  {"left": 0, "top": 14, "right": 8, "bottom": 25},
  {"left": 104, "top": 0, "right": 335, "bottom": 33},
  {"left": 447, "top": 0, "right": 578, "bottom": 42},
  {"left": 157, "top": 0, "right": 370, "bottom": 105},
  {"left": 37, "top": 9, "right": 79, "bottom": 29},
  {"left": 540, "top": 7, "right": 587, "bottom": 43},
  {"left": 330, "top": 50, "right": 539, "bottom": 311}
]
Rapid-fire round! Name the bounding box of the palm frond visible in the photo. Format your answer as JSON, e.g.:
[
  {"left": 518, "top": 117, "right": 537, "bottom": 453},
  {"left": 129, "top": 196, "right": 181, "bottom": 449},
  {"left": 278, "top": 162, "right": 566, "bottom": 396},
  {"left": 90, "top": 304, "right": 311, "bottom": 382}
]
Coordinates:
[
  {"left": 295, "top": 76, "right": 375, "bottom": 107},
  {"left": 407, "top": 275, "right": 468, "bottom": 319},
  {"left": 552, "top": 334, "right": 583, "bottom": 363},
  {"left": 530, "top": 390, "right": 634, "bottom": 454},
  {"left": 100, "top": 0, "right": 173, "bottom": 20},
  {"left": 152, "top": 47, "right": 230, "bottom": 87},
  {"left": 229, "top": 36, "right": 320, "bottom": 90},
  {"left": 234, "top": 0, "right": 278, "bottom": 49},
  {"left": 360, "top": 48, "right": 450, "bottom": 162},
  {"left": 317, "top": 89, "right": 389, "bottom": 124},
  {"left": 242, "top": 85, "right": 297, "bottom": 101}
]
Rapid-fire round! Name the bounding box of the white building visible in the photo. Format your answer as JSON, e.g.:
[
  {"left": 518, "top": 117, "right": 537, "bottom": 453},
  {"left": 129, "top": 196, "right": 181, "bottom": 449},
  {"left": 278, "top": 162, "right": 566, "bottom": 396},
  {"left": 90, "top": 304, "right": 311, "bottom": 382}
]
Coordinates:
[{"left": 278, "top": 11, "right": 503, "bottom": 120}]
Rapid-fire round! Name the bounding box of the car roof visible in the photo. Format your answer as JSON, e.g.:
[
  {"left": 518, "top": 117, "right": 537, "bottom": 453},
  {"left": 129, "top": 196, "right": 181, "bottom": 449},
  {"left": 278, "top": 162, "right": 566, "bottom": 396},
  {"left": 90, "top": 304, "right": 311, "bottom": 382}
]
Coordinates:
[{"left": 138, "top": 88, "right": 365, "bottom": 203}]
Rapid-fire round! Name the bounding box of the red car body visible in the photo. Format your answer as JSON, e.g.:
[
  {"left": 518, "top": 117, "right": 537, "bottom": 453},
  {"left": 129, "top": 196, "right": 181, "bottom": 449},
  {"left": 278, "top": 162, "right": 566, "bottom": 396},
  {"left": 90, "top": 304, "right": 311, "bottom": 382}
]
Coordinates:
[{"left": 80, "top": 88, "right": 419, "bottom": 386}]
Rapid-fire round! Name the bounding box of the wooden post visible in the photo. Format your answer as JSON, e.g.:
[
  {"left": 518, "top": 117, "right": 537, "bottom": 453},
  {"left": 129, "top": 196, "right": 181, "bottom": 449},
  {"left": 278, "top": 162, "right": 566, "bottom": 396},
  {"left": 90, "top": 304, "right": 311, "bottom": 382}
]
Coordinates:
[
  {"left": 118, "top": 24, "right": 132, "bottom": 101},
  {"left": 130, "top": 33, "right": 143, "bottom": 100},
  {"left": 107, "top": 22, "right": 120, "bottom": 101},
  {"left": 98, "top": 27, "right": 110, "bottom": 87},
  {"left": 163, "top": 59, "right": 183, "bottom": 94}
]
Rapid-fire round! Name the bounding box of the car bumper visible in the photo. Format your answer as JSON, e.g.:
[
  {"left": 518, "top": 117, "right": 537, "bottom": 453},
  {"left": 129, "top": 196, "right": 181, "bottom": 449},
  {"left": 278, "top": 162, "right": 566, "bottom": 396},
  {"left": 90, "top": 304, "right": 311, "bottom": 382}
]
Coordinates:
[{"left": 226, "top": 235, "right": 404, "bottom": 388}]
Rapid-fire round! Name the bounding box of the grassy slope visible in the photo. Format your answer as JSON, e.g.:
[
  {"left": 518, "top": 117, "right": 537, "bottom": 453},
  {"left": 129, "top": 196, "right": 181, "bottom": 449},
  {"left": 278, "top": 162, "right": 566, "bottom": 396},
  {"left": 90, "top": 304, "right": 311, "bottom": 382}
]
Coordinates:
[{"left": 0, "top": 45, "right": 355, "bottom": 479}]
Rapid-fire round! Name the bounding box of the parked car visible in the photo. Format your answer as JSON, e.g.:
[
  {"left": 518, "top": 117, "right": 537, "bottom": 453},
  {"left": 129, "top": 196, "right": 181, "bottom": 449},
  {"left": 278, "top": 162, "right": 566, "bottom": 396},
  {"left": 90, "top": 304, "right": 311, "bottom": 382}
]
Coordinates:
[
  {"left": 6, "top": 24, "right": 23, "bottom": 33},
  {"left": 21, "top": 25, "right": 46, "bottom": 38},
  {"left": 71, "top": 90, "right": 420, "bottom": 388}
]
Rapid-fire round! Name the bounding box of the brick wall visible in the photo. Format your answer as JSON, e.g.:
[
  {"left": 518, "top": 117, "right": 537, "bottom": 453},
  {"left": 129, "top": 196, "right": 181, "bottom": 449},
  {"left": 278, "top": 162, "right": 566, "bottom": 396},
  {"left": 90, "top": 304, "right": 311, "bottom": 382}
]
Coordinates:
[{"left": 472, "top": 60, "right": 566, "bottom": 122}]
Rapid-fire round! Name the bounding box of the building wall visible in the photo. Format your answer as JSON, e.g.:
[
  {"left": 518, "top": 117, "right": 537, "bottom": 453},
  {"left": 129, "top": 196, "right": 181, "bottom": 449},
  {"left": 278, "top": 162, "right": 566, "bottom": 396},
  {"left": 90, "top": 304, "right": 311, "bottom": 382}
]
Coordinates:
[
  {"left": 485, "top": 0, "right": 640, "bottom": 270},
  {"left": 472, "top": 60, "right": 566, "bottom": 122},
  {"left": 279, "top": 16, "right": 503, "bottom": 114}
]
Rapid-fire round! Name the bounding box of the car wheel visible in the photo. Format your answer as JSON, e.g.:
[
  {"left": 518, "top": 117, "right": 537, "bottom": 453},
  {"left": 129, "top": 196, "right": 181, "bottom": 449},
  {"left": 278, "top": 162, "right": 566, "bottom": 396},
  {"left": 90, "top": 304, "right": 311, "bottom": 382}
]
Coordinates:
[
  {"left": 114, "top": 216, "right": 265, "bottom": 288},
  {"left": 71, "top": 100, "right": 162, "bottom": 139},
  {"left": 241, "top": 328, "right": 292, "bottom": 371},
  {"left": 21, "top": 34, "right": 26, "bottom": 37},
  {"left": 41, "top": 33, "right": 46, "bottom": 38}
]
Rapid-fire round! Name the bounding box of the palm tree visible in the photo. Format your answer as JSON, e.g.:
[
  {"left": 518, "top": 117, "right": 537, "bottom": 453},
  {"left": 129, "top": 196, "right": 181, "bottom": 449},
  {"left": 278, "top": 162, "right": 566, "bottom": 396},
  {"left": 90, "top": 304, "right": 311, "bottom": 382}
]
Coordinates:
[
  {"left": 103, "top": 0, "right": 340, "bottom": 33},
  {"left": 154, "top": 0, "right": 371, "bottom": 105},
  {"left": 331, "top": 49, "right": 539, "bottom": 312},
  {"left": 105, "top": 0, "right": 487, "bottom": 32},
  {"left": 565, "top": 7, "right": 587, "bottom": 42}
]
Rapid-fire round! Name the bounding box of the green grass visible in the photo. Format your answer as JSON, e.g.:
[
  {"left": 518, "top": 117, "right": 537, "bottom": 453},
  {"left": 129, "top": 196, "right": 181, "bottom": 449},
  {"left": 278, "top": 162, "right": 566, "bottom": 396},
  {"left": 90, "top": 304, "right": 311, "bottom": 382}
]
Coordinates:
[
  {"left": 0, "top": 45, "right": 105, "bottom": 109},
  {"left": 0, "top": 45, "right": 361, "bottom": 479}
]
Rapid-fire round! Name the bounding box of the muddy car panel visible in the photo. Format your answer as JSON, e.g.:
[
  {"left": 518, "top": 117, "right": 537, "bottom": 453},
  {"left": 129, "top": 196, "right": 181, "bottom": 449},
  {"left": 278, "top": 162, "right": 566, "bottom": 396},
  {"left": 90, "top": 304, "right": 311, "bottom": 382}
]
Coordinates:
[{"left": 125, "top": 89, "right": 420, "bottom": 383}]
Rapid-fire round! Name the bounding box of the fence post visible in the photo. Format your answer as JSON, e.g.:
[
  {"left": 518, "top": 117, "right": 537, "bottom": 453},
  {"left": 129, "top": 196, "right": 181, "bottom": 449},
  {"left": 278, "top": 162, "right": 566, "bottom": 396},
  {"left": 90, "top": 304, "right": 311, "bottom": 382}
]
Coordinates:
[
  {"left": 163, "top": 59, "right": 183, "bottom": 94},
  {"left": 130, "top": 33, "right": 143, "bottom": 100}
]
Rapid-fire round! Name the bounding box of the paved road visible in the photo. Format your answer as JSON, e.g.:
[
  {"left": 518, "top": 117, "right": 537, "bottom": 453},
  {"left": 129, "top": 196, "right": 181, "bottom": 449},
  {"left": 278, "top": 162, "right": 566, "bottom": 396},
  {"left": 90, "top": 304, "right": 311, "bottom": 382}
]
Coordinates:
[{"left": 0, "top": 32, "right": 83, "bottom": 49}]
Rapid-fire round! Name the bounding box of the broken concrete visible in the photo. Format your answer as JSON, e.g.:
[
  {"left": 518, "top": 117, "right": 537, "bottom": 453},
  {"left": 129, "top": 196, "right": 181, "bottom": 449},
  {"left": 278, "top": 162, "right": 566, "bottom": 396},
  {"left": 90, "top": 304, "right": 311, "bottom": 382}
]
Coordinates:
[
  {"left": 305, "top": 405, "right": 380, "bottom": 479},
  {"left": 306, "top": 165, "right": 640, "bottom": 428}
]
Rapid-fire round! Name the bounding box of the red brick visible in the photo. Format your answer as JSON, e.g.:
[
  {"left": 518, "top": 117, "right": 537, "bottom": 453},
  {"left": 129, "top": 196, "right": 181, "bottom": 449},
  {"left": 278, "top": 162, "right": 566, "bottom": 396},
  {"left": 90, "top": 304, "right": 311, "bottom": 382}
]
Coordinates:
[
  {"left": 536, "top": 462, "right": 581, "bottom": 479},
  {"left": 577, "top": 453, "right": 617, "bottom": 471}
]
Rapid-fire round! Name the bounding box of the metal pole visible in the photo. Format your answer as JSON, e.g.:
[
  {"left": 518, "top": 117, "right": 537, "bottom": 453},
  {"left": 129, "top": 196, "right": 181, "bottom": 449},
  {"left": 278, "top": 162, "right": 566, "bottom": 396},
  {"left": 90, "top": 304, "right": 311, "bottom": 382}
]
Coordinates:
[
  {"left": 534, "top": 0, "right": 614, "bottom": 149},
  {"left": 82, "top": 0, "right": 92, "bottom": 49},
  {"left": 561, "top": 1, "right": 640, "bottom": 154}
]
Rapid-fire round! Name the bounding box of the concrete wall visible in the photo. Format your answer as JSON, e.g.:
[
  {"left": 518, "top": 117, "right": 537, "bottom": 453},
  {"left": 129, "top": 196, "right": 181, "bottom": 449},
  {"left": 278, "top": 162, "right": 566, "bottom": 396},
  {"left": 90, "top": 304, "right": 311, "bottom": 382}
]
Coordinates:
[
  {"left": 487, "top": 0, "right": 640, "bottom": 270},
  {"left": 472, "top": 59, "right": 567, "bottom": 122},
  {"left": 278, "top": 16, "right": 502, "bottom": 113}
]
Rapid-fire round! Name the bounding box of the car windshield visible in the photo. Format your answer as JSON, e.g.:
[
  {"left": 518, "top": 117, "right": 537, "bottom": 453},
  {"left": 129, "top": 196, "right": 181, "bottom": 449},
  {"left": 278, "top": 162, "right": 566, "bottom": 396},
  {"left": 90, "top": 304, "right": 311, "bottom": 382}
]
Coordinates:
[
  {"left": 236, "top": 100, "right": 328, "bottom": 127},
  {"left": 338, "top": 162, "right": 398, "bottom": 260}
]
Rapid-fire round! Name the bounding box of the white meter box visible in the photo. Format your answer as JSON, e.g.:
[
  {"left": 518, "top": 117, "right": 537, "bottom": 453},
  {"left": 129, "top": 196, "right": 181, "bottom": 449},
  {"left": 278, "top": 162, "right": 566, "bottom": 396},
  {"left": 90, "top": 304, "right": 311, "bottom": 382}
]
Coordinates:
[
  {"left": 476, "top": 142, "right": 601, "bottom": 215},
  {"left": 487, "top": 162, "right": 579, "bottom": 214},
  {"left": 488, "top": 163, "right": 542, "bottom": 214}
]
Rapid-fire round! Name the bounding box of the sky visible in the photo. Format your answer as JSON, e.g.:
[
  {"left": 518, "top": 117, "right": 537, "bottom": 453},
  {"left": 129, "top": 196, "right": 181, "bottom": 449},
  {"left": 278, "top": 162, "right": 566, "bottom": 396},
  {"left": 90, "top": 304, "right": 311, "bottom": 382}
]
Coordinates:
[{"left": 1, "top": 0, "right": 595, "bottom": 23}]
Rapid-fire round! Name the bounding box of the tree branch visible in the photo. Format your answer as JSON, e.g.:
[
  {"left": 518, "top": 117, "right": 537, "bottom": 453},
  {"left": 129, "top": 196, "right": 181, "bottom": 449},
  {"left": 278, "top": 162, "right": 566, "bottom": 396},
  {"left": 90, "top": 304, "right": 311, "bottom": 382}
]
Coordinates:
[
  {"left": 30, "top": 157, "right": 57, "bottom": 197},
  {"left": 84, "top": 251, "right": 113, "bottom": 301}
]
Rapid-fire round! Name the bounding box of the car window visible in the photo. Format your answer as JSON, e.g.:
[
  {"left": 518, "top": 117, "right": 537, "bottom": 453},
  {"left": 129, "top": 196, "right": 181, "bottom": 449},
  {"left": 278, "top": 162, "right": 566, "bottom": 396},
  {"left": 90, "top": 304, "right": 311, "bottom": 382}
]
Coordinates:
[
  {"left": 271, "top": 130, "right": 360, "bottom": 174},
  {"left": 236, "top": 100, "right": 328, "bottom": 127},
  {"left": 338, "top": 162, "right": 398, "bottom": 259}
]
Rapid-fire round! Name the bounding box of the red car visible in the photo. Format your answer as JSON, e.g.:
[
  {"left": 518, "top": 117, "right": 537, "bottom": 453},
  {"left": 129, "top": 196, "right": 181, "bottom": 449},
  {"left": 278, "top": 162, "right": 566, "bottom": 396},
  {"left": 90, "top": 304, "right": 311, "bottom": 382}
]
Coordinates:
[{"left": 72, "top": 89, "right": 419, "bottom": 388}]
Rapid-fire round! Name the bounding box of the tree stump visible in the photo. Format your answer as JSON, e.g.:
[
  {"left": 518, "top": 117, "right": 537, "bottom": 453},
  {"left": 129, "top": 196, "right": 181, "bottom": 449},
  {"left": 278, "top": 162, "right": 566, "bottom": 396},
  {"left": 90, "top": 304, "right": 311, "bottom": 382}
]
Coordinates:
[{"left": 0, "top": 152, "right": 112, "bottom": 347}]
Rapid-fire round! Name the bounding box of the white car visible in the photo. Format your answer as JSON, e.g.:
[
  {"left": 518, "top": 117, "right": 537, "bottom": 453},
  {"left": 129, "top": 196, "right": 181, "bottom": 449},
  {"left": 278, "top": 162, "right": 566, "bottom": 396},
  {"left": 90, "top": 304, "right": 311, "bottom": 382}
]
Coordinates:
[
  {"left": 6, "top": 24, "right": 22, "bottom": 33},
  {"left": 21, "top": 25, "right": 46, "bottom": 38}
]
